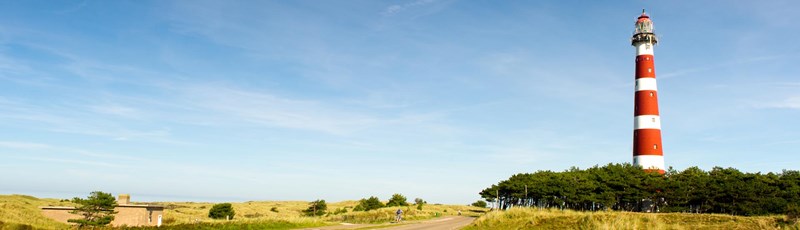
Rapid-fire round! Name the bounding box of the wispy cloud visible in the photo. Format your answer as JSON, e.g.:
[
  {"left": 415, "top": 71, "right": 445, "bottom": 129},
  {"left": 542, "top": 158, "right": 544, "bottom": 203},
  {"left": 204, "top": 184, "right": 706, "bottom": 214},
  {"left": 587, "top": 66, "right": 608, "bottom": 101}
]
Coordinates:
[
  {"left": 0, "top": 141, "right": 51, "bottom": 150},
  {"left": 660, "top": 54, "right": 789, "bottom": 79},
  {"left": 0, "top": 141, "right": 137, "bottom": 169},
  {"left": 88, "top": 104, "right": 144, "bottom": 119},
  {"left": 0, "top": 53, "right": 33, "bottom": 76},
  {"left": 55, "top": 0, "right": 89, "bottom": 14},
  {"left": 381, "top": 0, "right": 438, "bottom": 16},
  {"left": 15, "top": 156, "right": 121, "bottom": 168},
  {"left": 762, "top": 96, "right": 800, "bottom": 109},
  {"left": 176, "top": 84, "right": 445, "bottom": 135},
  {"left": 0, "top": 100, "right": 173, "bottom": 142},
  {"left": 0, "top": 140, "right": 142, "bottom": 161}
]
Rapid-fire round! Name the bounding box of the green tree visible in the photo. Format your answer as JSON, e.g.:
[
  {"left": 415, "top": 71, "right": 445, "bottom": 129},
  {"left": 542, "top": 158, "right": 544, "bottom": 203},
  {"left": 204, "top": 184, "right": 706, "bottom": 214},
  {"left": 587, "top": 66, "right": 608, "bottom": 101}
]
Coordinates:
[
  {"left": 68, "top": 191, "right": 118, "bottom": 227},
  {"left": 354, "top": 196, "right": 385, "bottom": 211},
  {"left": 385, "top": 194, "right": 409, "bottom": 207},
  {"left": 471, "top": 200, "right": 487, "bottom": 208},
  {"left": 303, "top": 199, "right": 327, "bottom": 216},
  {"left": 208, "top": 203, "right": 235, "bottom": 220},
  {"left": 479, "top": 163, "right": 800, "bottom": 215},
  {"left": 414, "top": 198, "right": 425, "bottom": 210}
]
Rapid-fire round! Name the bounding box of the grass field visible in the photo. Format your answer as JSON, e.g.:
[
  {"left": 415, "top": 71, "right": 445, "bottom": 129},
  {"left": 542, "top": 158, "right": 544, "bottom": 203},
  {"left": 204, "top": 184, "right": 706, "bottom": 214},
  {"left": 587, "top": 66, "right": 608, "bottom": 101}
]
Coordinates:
[
  {"left": 146, "top": 199, "right": 482, "bottom": 225},
  {"left": 0, "top": 194, "right": 483, "bottom": 229},
  {"left": 323, "top": 204, "right": 485, "bottom": 224},
  {"left": 0, "top": 195, "right": 71, "bottom": 229},
  {"left": 5, "top": 194, "right": 800, "bottom": 229},
  {"left": 464, "top": 207, "right": 800, "bottom": 230}
]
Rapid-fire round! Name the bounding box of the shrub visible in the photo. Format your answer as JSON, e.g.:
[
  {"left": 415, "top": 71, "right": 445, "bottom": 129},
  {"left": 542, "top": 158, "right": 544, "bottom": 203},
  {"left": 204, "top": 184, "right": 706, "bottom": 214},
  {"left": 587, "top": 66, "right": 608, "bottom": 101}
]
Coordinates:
[
  {"left": 787, "top": 204, "right": 800, "bottom": 223},
  {"left": 243, "top": 213, "right": 265, "bottom": 218},
  {"left": 414, "top": 198, "right": 426, "bottom": 210},
  {"left": 386, "top": 194, "right": 409, "bottom": 207},
  {"left": 208, "top": 203, "right": 235, "bottom": 220},
  {"left": 0, "top": 221, "right": 34, "bottom": 230},
  {"left": 354, "top": 196, "right": 385, "bottom": 211},
  {"left": 270, "top": 207, "right": 279, "bottom": 213},
  {"left": 333, "top": 207, "right": 348, "bottom": 215},
  {"left": 303, "top": 200, "right": 327, "bottom": 217},
  {"left": 471, "top": 200, "right": 487, "bottom": 208}
]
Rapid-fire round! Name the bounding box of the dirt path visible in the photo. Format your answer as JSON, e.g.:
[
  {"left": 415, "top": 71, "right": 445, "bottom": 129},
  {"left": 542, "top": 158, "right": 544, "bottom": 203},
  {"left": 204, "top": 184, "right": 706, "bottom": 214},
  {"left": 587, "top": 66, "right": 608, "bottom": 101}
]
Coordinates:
[{"left": 301, "top": 216, "right": 476, "bottom": 230}]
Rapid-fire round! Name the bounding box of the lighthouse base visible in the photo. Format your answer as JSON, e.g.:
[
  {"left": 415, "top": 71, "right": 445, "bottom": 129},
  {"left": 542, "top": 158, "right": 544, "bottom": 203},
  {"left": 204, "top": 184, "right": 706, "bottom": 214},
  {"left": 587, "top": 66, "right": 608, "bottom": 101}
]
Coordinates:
[{"left": 633, "top": 155, "right": 664, "bottom": 173}]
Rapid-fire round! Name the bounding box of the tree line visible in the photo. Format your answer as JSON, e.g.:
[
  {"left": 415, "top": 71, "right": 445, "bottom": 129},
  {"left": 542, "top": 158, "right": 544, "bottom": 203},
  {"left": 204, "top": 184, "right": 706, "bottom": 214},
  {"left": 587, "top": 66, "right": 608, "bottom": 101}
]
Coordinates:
[
  {"left": 479, "top": 163, "right": 800, "bottom": 216},
  {"left": 303, "top": 194, "right": 424, "bottom": 216}
]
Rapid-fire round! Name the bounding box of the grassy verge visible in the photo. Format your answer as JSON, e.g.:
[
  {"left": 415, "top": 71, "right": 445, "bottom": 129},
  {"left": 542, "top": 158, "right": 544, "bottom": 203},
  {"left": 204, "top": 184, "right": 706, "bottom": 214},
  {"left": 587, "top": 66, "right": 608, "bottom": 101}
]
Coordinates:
[
  {"left": 0, "top": 195, "right": 71, "bottom": 230},
  {"left": 118, "top": 218, "right": 330, "bottom": 230},
  {"left": 325, "top": 204, "right": 485, "bottom": 224},
  {"left": 464, "top": 207, "right": 800, "bottom": 230}
]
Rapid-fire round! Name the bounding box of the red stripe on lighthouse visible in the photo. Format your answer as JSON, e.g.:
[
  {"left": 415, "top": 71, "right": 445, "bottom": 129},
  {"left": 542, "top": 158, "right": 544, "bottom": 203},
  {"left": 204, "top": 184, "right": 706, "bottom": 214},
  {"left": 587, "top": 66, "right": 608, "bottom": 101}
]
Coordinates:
[
  {"left": 634, "top": 91, "right": 660, "bottom": 116},
  {"left": 635, "top": 55, "right": 655, "bottom": 78},
  {"left": 633, "top": 129, "right": 663, "bottom": 155}
]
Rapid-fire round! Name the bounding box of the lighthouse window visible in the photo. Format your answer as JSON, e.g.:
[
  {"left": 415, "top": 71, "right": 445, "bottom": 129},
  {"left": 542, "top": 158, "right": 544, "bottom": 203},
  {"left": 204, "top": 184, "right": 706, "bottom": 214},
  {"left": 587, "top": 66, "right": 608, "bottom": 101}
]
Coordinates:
[
  {"left": 646, "top": 57, "right": 650, "bottom": 60},
  {"left": 649, "top": 92, "right": 654, "bottom": 97},
  {"left": 652, "top": 117, "right": 656, "bottom": 122},
  {"left": 648, "top": 68, "right": 652, "bottom": 73},
  {"left": 654, "top": 144, "right": 658, "bottom": 149}
]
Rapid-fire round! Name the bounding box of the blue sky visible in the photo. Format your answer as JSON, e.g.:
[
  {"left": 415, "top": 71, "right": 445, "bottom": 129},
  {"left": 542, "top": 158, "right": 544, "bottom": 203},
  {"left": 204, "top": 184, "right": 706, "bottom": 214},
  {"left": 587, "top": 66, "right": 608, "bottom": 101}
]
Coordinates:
[{"left": 0, "top": 1, "right": 798, "bottom": 204}]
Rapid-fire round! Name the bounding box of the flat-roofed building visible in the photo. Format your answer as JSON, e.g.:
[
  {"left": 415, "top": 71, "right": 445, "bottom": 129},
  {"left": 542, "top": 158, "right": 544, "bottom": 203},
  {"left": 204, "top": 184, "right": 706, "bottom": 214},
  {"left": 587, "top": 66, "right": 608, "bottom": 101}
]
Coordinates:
[{"left": 41, "top": 194, "right": 164, "bottom": 227}]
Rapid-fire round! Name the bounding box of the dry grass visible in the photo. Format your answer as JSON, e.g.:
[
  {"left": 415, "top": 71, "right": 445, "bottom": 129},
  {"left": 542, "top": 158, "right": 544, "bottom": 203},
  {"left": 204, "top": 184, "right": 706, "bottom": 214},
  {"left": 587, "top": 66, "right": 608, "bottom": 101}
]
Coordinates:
[
  {"left": 325, "top": 204, "right": 486, "bottom": 224},
  {"left": 0, "top": 194, "right": 484, "bottom": 229},
  {"left": 155, "top": 200, "right": 484, "bottom": 225},
  {"left": 464, "top": 207, "right": 800, "bottom": 230},
  {"left": 12, "top": 194, "right": 797, "bottom": 230},
  {"left": 0, "top": 194, "right": 71, "bottom": 229},
  {"left": 151, "top": 200, "right": 317, "bottom": 224}
]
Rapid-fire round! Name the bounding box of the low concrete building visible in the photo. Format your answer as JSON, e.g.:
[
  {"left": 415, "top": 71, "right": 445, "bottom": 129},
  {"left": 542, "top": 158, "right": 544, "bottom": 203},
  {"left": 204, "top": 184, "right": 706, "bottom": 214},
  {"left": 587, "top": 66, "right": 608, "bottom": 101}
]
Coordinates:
[{"left": 41, "top": 194, "right": 164, "bottom": 227}]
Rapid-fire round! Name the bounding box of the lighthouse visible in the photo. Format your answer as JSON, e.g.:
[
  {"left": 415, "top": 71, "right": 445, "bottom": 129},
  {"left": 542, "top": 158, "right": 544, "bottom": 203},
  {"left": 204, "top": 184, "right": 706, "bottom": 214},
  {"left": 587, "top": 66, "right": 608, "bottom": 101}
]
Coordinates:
[{"left": 631, "top": 10, "right": 665, "bottom": 174}]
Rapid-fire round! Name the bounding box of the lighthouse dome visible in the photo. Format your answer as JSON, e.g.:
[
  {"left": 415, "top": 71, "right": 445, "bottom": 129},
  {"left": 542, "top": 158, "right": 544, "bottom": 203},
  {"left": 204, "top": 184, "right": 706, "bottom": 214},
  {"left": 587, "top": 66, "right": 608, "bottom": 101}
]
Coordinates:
[{"left": 634, "top": 11, "right": 654, "bottom": 34}]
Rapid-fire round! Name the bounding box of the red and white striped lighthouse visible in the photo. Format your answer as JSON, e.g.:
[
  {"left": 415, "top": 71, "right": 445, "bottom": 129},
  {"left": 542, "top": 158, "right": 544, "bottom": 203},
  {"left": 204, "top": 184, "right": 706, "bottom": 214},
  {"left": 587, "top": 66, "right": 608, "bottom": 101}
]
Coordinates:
[{"left": 631, "top": 10, "right": 665, "bottom": 174}]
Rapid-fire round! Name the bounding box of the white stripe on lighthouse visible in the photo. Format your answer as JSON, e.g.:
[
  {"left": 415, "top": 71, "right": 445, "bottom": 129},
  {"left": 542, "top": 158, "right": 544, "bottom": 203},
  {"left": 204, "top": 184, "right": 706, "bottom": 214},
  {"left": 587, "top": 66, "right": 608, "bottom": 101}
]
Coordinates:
[
  {"left": 634, "top": 115, "right": 661, "bottom": 130},
  {"left": 635, "top": 78, "right": 658, "bottom": 91},
  {"left": 632, "top": 155, "right": 664, "bottom": 170},
  {"left": 635, "top": 43, "right": 654, "bottom": 55}
]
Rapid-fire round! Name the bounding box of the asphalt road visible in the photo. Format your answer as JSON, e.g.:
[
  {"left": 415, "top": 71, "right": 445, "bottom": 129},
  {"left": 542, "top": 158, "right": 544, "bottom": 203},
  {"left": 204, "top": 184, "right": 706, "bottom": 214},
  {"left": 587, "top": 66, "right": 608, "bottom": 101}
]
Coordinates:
[
  {"left": 381, "top": 216, "right": 476, "bottom": 230},
  {"left": 302, "top": 216, "right": 476, "bottom": 230}
]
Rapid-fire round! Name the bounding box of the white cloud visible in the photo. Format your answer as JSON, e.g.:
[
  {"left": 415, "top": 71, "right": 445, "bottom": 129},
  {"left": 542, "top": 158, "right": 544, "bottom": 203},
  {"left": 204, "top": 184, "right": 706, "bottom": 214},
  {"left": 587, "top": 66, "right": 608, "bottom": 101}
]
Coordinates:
[
  {"left": 0, "top": 140, "right": 142, "bottom": 161},
  {"left": 16, "top": 156, "right": 121, "bottom": 168},
  {"left": 0, "top": 141, "right": 51, "bottom": 150},
  {"left": 660, "top": 54, "right": 787, "bottom": 79},
  {"left": 88, "top": 104, "right": 143, "bottom": 119},
  {"left": 381, "top": 0, "right": 438, "bottom": 16},
  {"left": 763, "top": 96, "right": 800, "bottom": 109},
  {"left": 177, "top": 84, "right": 444, "bottom": 135}
]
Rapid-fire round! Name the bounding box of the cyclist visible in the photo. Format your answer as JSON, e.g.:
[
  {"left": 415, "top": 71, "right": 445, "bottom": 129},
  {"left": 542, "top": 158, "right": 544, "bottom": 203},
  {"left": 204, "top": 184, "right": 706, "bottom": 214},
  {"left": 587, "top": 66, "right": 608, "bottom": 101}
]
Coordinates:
[{"left": 395, "top": 209, "right": 403, "bottom": 222}]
